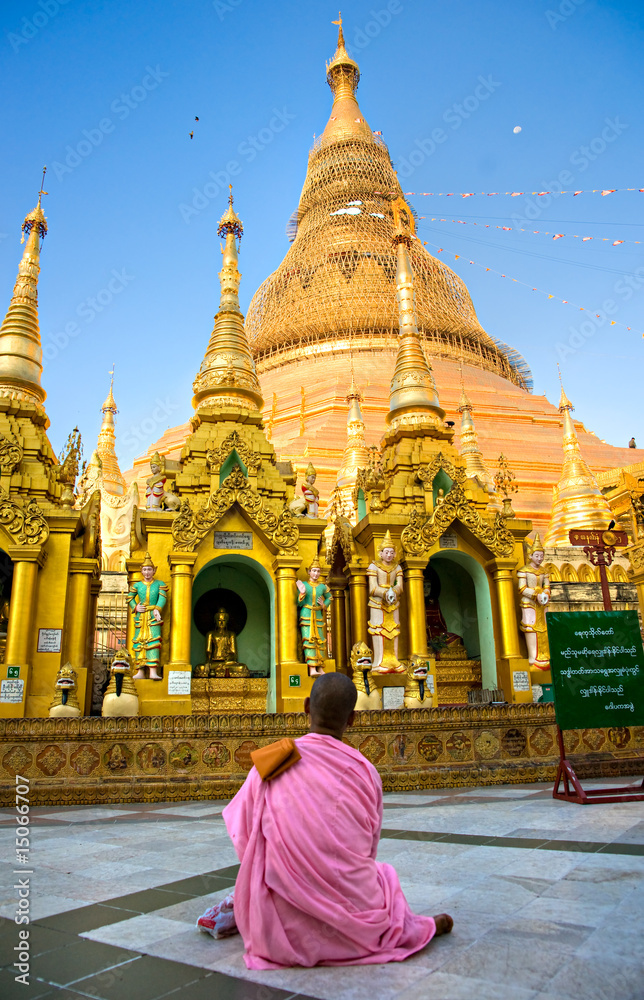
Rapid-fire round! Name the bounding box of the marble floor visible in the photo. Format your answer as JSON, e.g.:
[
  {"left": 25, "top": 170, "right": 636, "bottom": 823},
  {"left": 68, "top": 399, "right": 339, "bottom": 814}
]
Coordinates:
[{"left": 1, "top": 777, "right": 643, "bottom": 1000}]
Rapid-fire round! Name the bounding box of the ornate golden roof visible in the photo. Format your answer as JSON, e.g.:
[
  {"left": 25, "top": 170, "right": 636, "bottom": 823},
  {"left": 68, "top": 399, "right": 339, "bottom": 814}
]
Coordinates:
[
  {"left": 0, "top": 188, "right": 48, "bottom": 412},
  {"left": 245, "top": 23, "right": 531, "bottom": 391},
  {"left": 192, "top": 189, "right": 263, "bottom": 412},
  {"left": 96, "top": 372, "right": 127, "bottom": 496},
  {"left": 543, "top": 383, "right": 612, "bottom": 546}
]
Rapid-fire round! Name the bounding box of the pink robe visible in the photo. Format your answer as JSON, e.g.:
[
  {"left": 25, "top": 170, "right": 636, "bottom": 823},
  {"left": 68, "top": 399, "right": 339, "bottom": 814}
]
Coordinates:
[{"left": 222, "top": 732, "right": 435, "bottom": 969}]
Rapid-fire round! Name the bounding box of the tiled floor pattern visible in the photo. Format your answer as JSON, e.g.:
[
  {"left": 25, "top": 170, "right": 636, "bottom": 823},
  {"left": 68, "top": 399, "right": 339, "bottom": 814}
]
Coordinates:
[{"left": 0, "top": 777, "right": 643, "bottom": 999}]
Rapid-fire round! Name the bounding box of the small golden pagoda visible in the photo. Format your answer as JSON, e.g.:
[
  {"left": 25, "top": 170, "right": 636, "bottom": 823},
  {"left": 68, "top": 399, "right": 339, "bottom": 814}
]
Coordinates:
[
  {"left": 326, "top": 212, "right": 534, "bottom": 703},
  {"left": 543, "top": 383, "right": 612, "bottom": 547},
  {"left": 0, "top": 183, "right": 101, "bottom": 718},
  {"left": 128, "top": 191, "right": 326, "bottom": 715}
]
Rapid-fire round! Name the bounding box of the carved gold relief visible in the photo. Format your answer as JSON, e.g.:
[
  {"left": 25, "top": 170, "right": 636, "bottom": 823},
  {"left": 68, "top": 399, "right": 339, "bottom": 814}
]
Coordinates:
[
  {"left": 206, "top": 430, "right": 262, "bottom": 475},
  {"left": 401, "top": 481, "right": 514, "bottom": 558},
  {"left": 0, "top": 433, "right": 23, "bottom": 475},
  {"left": 0, "top": 486, "right": 48, "bottom": 545},
  {"left": 172, "top": 465, "right": 298, "bottom": 553}
]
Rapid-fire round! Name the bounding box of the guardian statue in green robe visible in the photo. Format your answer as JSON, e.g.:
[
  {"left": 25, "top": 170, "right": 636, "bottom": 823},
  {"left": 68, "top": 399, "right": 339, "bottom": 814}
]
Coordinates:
[{"left": 127, "top": 552, "right": 168, "bottom": 680}]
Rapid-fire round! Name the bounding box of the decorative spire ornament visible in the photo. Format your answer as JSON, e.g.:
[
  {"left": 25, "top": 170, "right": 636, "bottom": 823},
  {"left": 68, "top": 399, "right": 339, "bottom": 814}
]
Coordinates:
[
  {"left": 0, "top": 170, "right": 49, "bottom": 412},
  {"left": 96, "top": 367, "right": 127, "bottom": 496},
  {"left": 192, "top": 187, "right": 263, "bottom": 412},
  {"left": 543, "top": 377, "right": 612, "bottom": 547},
  {"left": 457, "top": 368, "right": 495, "bottom": 494},
  {"left": 386, "top": 212, "right": 445, "bottom": 431}
]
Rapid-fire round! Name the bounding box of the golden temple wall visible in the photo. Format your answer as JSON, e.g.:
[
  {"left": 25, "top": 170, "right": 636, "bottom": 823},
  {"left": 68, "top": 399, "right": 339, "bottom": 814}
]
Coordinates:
[{"left": 1, "top": 706, "right": 641, "bottom": 807}]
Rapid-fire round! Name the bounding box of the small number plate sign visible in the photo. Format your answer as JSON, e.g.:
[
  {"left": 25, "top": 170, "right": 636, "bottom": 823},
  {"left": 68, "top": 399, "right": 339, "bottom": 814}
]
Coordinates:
[{"left": 289, "top": 675, "right": 301, "bottom": 687}]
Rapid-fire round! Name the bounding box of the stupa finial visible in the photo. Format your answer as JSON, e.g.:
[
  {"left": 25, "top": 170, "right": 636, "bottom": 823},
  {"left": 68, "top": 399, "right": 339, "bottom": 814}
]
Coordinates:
[
  {"left": 386, "top": 231, "right": 444, "bottom": 431},
  {"left": 97, "top": 368, "right": 126, "bottom": 496},
  {"left": 0, "top": 178, "right": 51, "bottom": 412},
  {"left": 192, "top": 191, "right": 263, "bottom": 412}
]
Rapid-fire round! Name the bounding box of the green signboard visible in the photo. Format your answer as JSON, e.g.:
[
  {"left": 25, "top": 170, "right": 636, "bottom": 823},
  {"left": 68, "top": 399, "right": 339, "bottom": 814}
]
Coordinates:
[
  {"left": 547, "top": 610, "right": 644, "bottom": 730},
  {"left": 7, "top": 666, "right": 20, "bottom": 678},
  {"left": 289, "top": 675, "right": 301, "bottom": 688}
]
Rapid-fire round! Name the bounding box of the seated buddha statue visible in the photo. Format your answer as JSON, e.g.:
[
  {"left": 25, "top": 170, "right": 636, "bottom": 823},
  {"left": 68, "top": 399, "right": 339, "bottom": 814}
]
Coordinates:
[{"left": 206, "top": 608, "right": 250, "bottom": 678}]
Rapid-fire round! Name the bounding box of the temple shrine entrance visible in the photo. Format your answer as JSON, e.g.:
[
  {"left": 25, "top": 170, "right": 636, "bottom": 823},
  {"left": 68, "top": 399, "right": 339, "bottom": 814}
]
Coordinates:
[
  {"left": 426, "top": 551, "right": 496, "bottom": 703},
  {"left": 191, "top": 555, "right": 274, "bottom": 678}
]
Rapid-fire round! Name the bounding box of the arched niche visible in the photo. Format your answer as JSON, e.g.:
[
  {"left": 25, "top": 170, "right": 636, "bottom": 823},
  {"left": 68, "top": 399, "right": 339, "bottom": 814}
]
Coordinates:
[
  {"left": 577, "top": 563, "right": 596, "bottom": 584},
  {"left": 560, "top": 563, "right": 578, "bottom": 583},
  {"left": 432, "top": 469, "right": 453, "bottom": 506},
  {"left": 611, "top": 565, "right": 629, "bottom": 583},
  {"left": 191, "top": 554, "right": 276, "bottom": 710},
  {"left": 356, "top": 488, "right": 367, "bottom": 522},
  {"left": 220, "top": 451, "right": 247, "bottom": 486},
  {"left": 543, "top": 562, "right": 560, "bottom": 582},
  {"left": 428, "top": 550, "right": 496, "bottom": 689}
]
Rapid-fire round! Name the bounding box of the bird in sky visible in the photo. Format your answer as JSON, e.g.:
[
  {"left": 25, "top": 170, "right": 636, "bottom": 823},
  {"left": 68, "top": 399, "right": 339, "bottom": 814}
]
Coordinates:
[
  {"left": 189, "top": 131, "right": 194, "bottom": 139},
  {"left": 195, "top": 116, "right": 199, "bottom": 121}
]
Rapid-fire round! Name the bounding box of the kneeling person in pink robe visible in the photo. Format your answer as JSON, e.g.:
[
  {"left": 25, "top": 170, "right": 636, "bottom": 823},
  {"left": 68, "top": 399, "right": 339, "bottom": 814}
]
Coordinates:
[{"left": 220, "top": 673, "right": 453, "bottom": 969}]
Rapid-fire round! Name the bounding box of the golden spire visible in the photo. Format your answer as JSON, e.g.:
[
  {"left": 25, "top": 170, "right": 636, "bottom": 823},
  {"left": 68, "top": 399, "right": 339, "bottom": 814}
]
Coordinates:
[
  {"left": 96, "top": 367, "right": 126, "bottom": 496},
  {"left": 543, "top": 378, "right": 612, "bottom": 547},
  {"left": 457, "top": 371, "right": 495, "bottom": 492},
  {"left": 321, "top": 14, "right": 373, "bottom": 146},
  {"left": 0, "top": 169, "right": 49, "bottom": 412},
  {"left": 192, "top": 187, "right": 263, "bottom": 412},
  {"left": 337, "top": 374, "right": 370, "bottom": 491},
  {"left": 387, "top": 223, "right": 445, "bottom": 431}
]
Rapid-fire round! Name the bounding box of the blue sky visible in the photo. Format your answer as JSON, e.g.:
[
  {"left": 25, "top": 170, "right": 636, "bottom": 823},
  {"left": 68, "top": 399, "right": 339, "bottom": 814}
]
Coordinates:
[{"left": 0, "top": 0, "right": 642, "bottom": 469}]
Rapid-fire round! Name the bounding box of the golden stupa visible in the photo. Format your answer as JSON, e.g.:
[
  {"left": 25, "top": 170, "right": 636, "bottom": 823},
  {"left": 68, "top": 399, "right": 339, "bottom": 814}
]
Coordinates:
[
  {"left": 125, "top": 24, "right": 641, "bottom": 532},
  {"left": 543, "top": 383, "right": 612, "bottom": 547}
]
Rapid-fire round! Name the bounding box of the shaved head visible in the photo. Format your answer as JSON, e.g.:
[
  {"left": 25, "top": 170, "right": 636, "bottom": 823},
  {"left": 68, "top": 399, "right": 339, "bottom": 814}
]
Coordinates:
[{"left": 309, "top": 673, "right": 357, "bottom": 731}]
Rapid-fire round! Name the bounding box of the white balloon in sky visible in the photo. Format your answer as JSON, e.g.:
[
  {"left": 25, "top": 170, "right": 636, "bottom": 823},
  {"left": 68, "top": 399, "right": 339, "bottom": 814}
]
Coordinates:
[{"left": 513, "top": 126, "right": 522, "bottom": 134}]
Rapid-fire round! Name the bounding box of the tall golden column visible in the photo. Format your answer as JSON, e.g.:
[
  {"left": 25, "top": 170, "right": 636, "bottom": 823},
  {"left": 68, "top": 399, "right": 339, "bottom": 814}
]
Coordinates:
[
  {"left": 402, "top": 557, "right": 428, "bottom": 657},
  {"left": 192, "top": 189, "right": 263, "bottom": 413},
  {"left": 167, "top": 553, "right": 198, "bottom": 667},
  {"left": 487, "top": 558, "right": 522, "bottom": 662},
  {"left": 96, "top": 370, "right": 127, "bottom": 496},
  {"left": 347, "top": 565, "right": 369, "bottom": 645},
  {"left": 64, "top": 558, "right": 97, "bottom": 672},
  {"left": 387, "top": 227, "right": 445, "bottom": 433},
  {"left": 329, "top": 573, "right": 348, "bottom": 673},
  {"left": 544, "top": 382, "right": 612, "bottom": 546},
  {"left": 0, "top": 177, "right": 48, "bottom": 413},
  {"left": 5, "top": 549, "right": 44, "bottom": 667}
]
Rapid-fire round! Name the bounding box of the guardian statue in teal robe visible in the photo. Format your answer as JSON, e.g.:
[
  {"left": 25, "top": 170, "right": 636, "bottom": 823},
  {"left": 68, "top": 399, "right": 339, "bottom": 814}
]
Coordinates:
[
  {"left": 127, "top": 552, "right": 168, "bottom": 680},
  {"left": 296, "top": 558, "right": 331, "bottom": 676}
]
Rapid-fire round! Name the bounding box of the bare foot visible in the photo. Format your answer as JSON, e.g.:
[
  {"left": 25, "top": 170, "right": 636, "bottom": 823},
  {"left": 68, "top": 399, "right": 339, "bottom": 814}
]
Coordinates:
[{"left": 433, "top": 914, "right": 454, "bottom": 936}]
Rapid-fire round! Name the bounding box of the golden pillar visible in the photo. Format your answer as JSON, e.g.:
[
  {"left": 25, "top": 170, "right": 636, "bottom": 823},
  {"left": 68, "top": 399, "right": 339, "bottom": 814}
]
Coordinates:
[
  {"left": 5, "top": 548, "right": 43, "bottom": 666},
  {"left": 329, "top": 574, "right": 348, "bottom": 673},
  {"left": 273, "top": 556, "right": 301, "bottom": 666},
  {"left": 347, "top": 565, "right": 369, "bottom": 647},
  {"left": 167, "top": 552, "right": 198, "bottom": 667},
  {"left": 486, "top": 556, "right": 532, "bottom": 703},
  {"left": 86, "top": 576, "right": 102, "bottom": 714},
  {"left": 273, "top": 555, "right": 302, "bottom": 711},
  {"left": 402, "top": 557, "right": 428, "bottom": 657},
  {"left": 487, "top": 558, "right": 521, "bottom": 660},
  {"left": 65, "top": 558, "right": 96, "bottom": 669}
]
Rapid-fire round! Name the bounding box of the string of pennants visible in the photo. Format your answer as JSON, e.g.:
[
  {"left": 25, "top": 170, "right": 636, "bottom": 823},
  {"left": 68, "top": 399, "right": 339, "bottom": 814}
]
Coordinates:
[
  {"left": 422, "top": 239, "right": 639, "bottom": 333},
  {"left": 421, "top": 217, "right": 639, "bottom": 246},
  {"left": 402, "top": 187, "right": 643, "bottom": 198}
]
